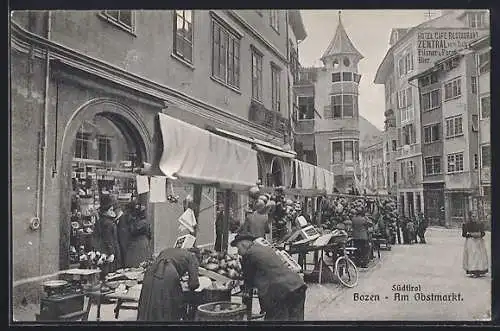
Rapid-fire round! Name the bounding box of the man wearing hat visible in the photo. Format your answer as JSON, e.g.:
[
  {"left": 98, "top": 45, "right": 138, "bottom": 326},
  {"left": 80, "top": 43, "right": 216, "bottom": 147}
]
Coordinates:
[{"left": 231, "top": 232, "right": 307, "bottom": 321}]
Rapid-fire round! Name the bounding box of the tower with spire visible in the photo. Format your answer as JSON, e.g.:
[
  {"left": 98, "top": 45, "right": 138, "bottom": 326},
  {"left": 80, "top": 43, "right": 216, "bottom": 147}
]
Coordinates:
[{"left": 313, "top": 11, "right": 364, "bottom": 192}]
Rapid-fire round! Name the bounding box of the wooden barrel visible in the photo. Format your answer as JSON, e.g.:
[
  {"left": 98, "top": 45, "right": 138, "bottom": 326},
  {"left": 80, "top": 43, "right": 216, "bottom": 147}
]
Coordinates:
[{"left": 196, "top": 301, "right": 246, "bottom": 321}]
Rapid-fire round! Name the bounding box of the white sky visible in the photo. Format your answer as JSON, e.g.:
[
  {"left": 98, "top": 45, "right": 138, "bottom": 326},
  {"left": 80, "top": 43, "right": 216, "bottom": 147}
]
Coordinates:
[{"left": 298, "top": 9, "right": 442, "bottom": 130}]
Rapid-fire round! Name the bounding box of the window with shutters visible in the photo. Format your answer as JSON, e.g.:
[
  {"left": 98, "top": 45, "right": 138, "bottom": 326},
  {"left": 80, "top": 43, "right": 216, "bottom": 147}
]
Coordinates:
[
  {"left": 421, "top": 89, "right": 441, "bottom": 112},
  {"left": 271, "top": 64, "right": 281, "bottom": 112},
  {"left": 100, "top": 10, "right": 135, "bottom": 33},
  {"left": 269, "top": 10, "right": 279, "bottom": 32},
  {"left": 480, "top": 95, "right": 490, "bottom": 119},
  {"left": 212, "top": 20, "right": 241, "bottom": 89},
  {"left": 173, "top": 10, "right": 193, "bottom": 63},
  {"left": 398, "top": 87, "right": 414, "bottom": 122},
  {"left": 397, "top": 49, "right": 414, "bottom": 77},
  {"left": 445, "top": 115, "right": 463, "bottom": 138},
  {"left": 402, "top": 124, "right": 416, "bottom": 145},
  {"left": 471, "top": 76, "right": 477, "bottom": 94},
  {"left": 251, "top": 49, "right": 263, "bottom": 101},
  {"left": 424, "top": 156, "right": 441, "bottom": 175},
  {"left": 298, "top": 96, "right": 314, "bottom": 120},
  {"left": 447, "top": 152, "right": 464, "bottom": 173},
  {"left": 481, "top": 144, "right": 490, "bottom": 168},
  {"left": 478, "top": 51, "right": 490, "bottom": 74},
  {"left": 444, "top": 77, "right": 462, "bottom": 101},
  {"left": 423, "top": 123, "right": 440, "bottom": 144}
]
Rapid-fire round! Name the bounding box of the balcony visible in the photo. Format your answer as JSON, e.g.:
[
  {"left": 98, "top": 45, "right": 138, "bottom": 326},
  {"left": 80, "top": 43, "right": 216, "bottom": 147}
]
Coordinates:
[
  {"left": 396, "top": 144, "right": 421, "bottom": 159},
  {"left": 248, "top": 101, "right": 290, "bottom": 134}
]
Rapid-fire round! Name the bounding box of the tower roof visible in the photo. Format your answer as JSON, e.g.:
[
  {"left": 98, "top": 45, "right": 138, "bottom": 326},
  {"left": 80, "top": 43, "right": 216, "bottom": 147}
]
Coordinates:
[{"left": 321, "top": 11, "right": 363, "bottom": 61}]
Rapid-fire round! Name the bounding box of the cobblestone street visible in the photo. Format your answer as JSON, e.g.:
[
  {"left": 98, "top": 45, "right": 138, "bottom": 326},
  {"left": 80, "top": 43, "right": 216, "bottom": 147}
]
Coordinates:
[
  {"left": 305, "top": 227, "right": 491, "bottom": 321},
  {"left": 14, "top": 227, "right": 490, "bottom": 322}
]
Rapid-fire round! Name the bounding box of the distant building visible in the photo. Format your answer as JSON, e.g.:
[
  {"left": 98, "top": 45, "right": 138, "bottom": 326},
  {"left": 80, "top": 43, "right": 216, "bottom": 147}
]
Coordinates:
[
  {"left": 294, "top": 12, "right": 365, "bottom": 192},
  {"left": 374, "top": 9, "right": 489, "bottom": 219},
  {"left": 360, "top": 137, "right": 387, "bottom": 194}
]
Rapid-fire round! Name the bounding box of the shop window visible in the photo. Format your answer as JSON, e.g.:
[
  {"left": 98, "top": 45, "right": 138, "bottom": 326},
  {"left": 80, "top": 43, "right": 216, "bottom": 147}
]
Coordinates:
[
  {"left": 444, "top": 77, "right": 462, "bottom": 101},
  {"left": 480, "top": 95, "right": 490, "bottom": 119},
  {"left": 271, "top": 64, "right": 281, "bottom": 112},
  {"left": 331, "top": 141, "right": 342, "bottom": 163},
  {"left": 423, "top": 123, "right": 440, "bottom": 144},
  {"left": 421, "top": 89, "right": 441, "bottom": 112},
  {"left": 173, "top": 10, "right": 193, "bottom": 63},
  {"left": 98, "top": 136, "right": 113, "bottom": 162},
  {"left": 447, "top": 152, "right": 464, "bottom": 173},
  {"left": 100, "top": 10, "right": 135, "bottom": 33},
  {"left": 298, "top": 96, "right": 314, "bottom": 120},
  {"left": 451, "top": 194, "right": 466, "bottom": 217},
  {"left": 445, "top": 115, "right": 463, "bottom": 138},
  {"left": 212, "top": 19, "right": 240, "bottom": 88},
  {"left": 478, "top": 51, "right": 490, "bottom": 74},
  {"left": 481, "top": 145, "right": 490, "bottom": 168},
  {"left": 251, "top": 49, "right": 263, "bottom": 101},
  {"left": 75, "top": 132, "right": 91, "bottom": 159},
  {"left": 269, "top": 10, "right": 279, "bottom": 32},
  {"left": 424, "top": 156, "right": 441, "bottom": 175}
]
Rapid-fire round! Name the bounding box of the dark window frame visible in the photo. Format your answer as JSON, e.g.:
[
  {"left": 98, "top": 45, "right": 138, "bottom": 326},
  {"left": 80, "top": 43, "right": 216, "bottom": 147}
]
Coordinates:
[{"left": 173, "top": 10, "right": 194, "bottom": 63}]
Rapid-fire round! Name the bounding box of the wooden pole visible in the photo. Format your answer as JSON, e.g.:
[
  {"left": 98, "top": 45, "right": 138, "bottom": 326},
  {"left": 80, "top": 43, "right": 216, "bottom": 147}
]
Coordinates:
[
  {"left": 192, "top": 184, "right": 203, "bottom": 236},
  {"left": 222, "top": 189, "right": 231, "bottom": 252}
]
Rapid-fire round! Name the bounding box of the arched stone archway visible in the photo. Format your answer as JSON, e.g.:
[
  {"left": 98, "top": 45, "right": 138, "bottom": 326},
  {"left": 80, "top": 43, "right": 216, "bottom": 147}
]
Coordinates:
[{"left": 58, "top": 98, "right": 153, "bottom": 269}]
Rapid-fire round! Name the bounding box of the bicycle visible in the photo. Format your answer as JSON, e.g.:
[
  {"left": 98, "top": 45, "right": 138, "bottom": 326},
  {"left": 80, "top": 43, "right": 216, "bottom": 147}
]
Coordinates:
[{"left": 326, "top": 238, "right": 358, "bottom": 288}]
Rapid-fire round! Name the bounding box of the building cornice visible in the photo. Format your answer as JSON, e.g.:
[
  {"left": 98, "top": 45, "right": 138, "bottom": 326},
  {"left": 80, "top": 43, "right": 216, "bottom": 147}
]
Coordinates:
[
  {"left": 226, "top": 10, "right": 288, "bottom": 64},
  {"left": 10, "top": 20, "right": 283, "bottom": 143}
]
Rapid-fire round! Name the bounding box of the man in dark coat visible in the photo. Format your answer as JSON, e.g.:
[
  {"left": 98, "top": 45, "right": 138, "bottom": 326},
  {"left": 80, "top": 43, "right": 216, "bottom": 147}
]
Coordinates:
[
  {"left": 137, "top": 247, "right": 200, "bottom": 321},
  {"left": 351, "top": 209, "right": 370, "bottom": 268},
  {"left": 116, "top": 202, "right": 134, "bottom": 268},
  {"left": 416, "top": 212, "right": 428, "bottom": 244},
  {"left": 231, "top": 233, "right": 307, "bottom": 321},
  {"left": 97, "top": 197, "right": 122, "bottom": 273}
]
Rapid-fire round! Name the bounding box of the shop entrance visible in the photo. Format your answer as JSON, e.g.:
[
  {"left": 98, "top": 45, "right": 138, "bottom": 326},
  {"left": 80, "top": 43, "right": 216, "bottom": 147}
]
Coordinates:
[
  {"left": 268, "top": 157, "right": 284, "bottom": 187},
  {"left": 59, "top": 100, "right": 151, "bottom": 270}
]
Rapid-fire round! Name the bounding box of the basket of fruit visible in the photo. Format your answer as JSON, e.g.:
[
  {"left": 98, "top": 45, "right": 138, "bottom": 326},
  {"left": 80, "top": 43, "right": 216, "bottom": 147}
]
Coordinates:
[{"left": 195, "top": 301, "right": 247, "bottom": 321}]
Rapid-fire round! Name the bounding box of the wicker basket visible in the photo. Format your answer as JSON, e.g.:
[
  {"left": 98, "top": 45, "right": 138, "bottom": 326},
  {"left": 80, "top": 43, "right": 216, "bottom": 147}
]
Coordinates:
[{"left": 195, "top": 301, "right": 246, "bottom": 321}]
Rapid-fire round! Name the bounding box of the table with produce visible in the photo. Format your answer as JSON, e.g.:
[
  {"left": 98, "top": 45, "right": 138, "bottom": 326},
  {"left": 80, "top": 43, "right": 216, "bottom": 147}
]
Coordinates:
[{"left": 98, "top": 249, "right": 244, "bottom": 320}]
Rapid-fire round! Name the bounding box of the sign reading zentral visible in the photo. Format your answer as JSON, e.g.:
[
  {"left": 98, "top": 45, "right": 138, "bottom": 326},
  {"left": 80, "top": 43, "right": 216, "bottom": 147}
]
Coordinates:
[{"left": 417, "top": 29, "right": 484, "bottom": 64}]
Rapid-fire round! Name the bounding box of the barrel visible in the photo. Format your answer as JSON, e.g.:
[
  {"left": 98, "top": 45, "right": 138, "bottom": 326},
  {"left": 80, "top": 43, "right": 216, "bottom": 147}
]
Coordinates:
[{"left": 196, "top": 301, "right": 247, "bottom": 321}]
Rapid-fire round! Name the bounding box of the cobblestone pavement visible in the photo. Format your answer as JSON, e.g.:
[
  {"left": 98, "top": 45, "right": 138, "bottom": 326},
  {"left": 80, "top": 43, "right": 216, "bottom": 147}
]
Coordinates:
[
  {"left": 13, "top": 227, "right": 491, "bottom": 322},
  {"left": 305, "top": 227, "right": 491, "bottom": 321}
]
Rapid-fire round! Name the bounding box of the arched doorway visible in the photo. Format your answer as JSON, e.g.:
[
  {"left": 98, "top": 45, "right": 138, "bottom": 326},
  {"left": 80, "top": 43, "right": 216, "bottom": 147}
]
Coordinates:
[
  {"left": 59, "top": 98, "right": 152, "bottom": 269},
  {"left": 269, "top": 157, "right": 284, "bottom": 187}
]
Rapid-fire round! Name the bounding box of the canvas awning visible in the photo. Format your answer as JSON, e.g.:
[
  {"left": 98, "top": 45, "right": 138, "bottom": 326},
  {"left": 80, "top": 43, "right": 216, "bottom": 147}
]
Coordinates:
[
  {"left": 158, "top": 113, "right": 258, "bottom": 189},
  {"left": 294, "top": 160, "right": 335, "bottom": 193},
  {"left": 208, "top": 127, "right": 296, "bottom": 159}
]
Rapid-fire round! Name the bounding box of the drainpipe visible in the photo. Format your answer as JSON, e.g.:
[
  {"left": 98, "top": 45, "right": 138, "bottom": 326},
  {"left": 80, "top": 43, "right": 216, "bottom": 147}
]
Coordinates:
[
  {"left": 285, "top": 11, "right": 292, "bottom": 147},
  {"left": 474, "top": 49, "right": 482, "bottom": 214},
  {"left": 39, "top": 10, "right": 51, "bottom": 275}
]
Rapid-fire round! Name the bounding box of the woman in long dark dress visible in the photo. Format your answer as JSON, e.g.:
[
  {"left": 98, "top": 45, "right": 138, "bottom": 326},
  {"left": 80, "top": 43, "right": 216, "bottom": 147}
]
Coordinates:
[
  {"left": 96, "top": 202, "right": 121, "bottom": 274},
  {"left": 125, "top": 205, "right": 152, "bottom": 267},
  {"left": 462, "top": 212, "right": 488, "bottom": 277},
  {"left": 137, "top": 247, "right": 200, "bottom": 321}
]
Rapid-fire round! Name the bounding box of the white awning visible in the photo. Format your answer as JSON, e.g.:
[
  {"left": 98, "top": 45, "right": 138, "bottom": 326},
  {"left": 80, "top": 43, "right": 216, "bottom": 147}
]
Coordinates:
[
  {"left": 158, "top": 113, "right": 259, "bottom": 189},
  {"left": 210, "top": 127, "right": 296, "bottom": 159},
  {"left": 253, "top": 144, "right": 296, "bottom": 159},
  {"left": 294, "top": 160, "right": 335, "bottom": 192}
]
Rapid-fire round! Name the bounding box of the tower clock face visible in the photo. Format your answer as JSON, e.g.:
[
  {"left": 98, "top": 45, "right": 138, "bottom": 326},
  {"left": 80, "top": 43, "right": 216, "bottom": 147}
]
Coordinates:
[{"left": 343, "top": 57, "right": 350, "bottom": 67}]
